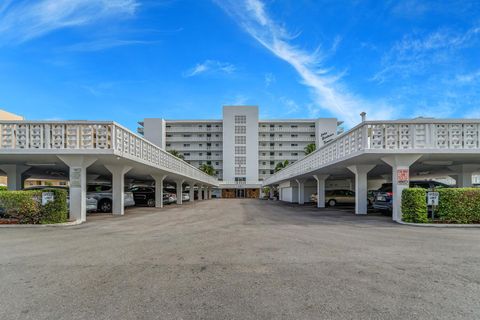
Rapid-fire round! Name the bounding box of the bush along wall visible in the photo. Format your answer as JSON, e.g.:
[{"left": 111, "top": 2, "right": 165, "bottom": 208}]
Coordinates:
[
  {"left": 437, "top": 188, "right": 480, "bottom": 224},
  {"left": 0, "top": 189, "right": 68, "bottom": 224},
  {"left": 401, "top": 188, "right": 428, "bottom": 223}
]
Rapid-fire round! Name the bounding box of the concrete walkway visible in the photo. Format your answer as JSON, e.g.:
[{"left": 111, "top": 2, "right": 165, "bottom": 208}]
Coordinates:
[{"left": 0, "top": 199, "right": 479, "bottom": 320}]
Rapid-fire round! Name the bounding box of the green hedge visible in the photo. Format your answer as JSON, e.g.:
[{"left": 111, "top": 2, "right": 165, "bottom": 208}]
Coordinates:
[
  {"left": 0, "top": 189, "right": 68, "bottom": 224},
  {"left": 0, "top": 186, "right": 7, "bottom": 191},
  {"left": 437, "top": 188, "right": 480, "bottom": 224},
  {"left": 401, "top": 188, "right": 428, "bottom": 223}
]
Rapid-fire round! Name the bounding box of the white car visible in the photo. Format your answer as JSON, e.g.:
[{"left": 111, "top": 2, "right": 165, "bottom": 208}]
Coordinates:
[
  {"left": 182, "top": 193, "right": 190, "bottom": 202},
  {"left": 87, "top": 184, "right": 135, "bottom": 213}
]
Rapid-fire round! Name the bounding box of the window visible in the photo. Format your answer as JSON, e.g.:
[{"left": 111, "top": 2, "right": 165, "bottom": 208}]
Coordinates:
[
  {"left": 270, "top": 170, "right": 274, "bottom": 174},
  {"left": 183, "top": 144, "right": 190, "bottom": 147},
  {"left": 262, "top": 171, "right": 266, "bottom": 174},
  {"left": 215, "top": 162, "right": 219, "bottom": 165},
  {"left": 291, "top": 125, "right": 298, "bottom": 128},
  {"left": 235, "top": 136, "right": 246, "bottom": 144},
  {"left": 184, "top": 153, "right": 190, "bottom": 156},
  {"left": 262, "top": 162, "right": 266, "bottom": 165},
  {"left": 207, "top": 134, "right": 211, "bottom": 137},
  {"left": 269, "top": 161, "right": 274, "bottom": 165},
  {"left": 291, "top": 152, "right": 298, "bottom": 156},
  {"left": 262, "top": 153, "right": 266, "bottom": 156},
  {"left": 235, "top": 166, "right": 246, "bottom": 175},
  {"left": 279, "top": 152, "right": 283, "bottom": 156},
  {"left": 207, "top": 152, "right": 211, "bottom": 155},
  {"left": 291, "top": 143, "right": 298, "bottom": 146},
  {"left": 291, "top": 134, "right": 298, "bottom": 137},
  {"left": 270, "top": 133, "right": 274, "bottom": 137},
  {"left": 235, "top": 156, "right": 246, "bottom": 165},
  {"left": 166, "top": 143, "right": 171, "bottom": 147},
  {"left": 166, "top": 134, "right": 172, "bottom": 137},
  {"left": 199, "top": 144, "right": 202, "bottom": 147},
  {"left": 216, "top": 144, "right": 219, "bottom": 146},
  {"left": 269, "top": 152, "right": 274, "bottom": 156},
  {"left": 235, "top": 115, "right": 247, "bottom": 124},
  {"left": 207, "top": 124, "right": 211, "bottom": 128},
  {"left": 235, "top": 126, "right": 246, "bottom": 134},
  {"left": 199, "top": 153, "right": 203, "bottom": 156},
  {"left": 269, "top": 143, "right": 274, "bottom": 146},
  {"left": 235, "top": 146, "right": 246, "bottom": 154}
]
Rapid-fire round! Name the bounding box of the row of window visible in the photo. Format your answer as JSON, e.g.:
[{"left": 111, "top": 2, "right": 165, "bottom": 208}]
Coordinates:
[
  {"left": 261, "top": 133, "right": 315, "bottom": 137},
  {"left": 166, "top": 133, "right": 221, "bottom": 138},
  {"left": 261, "top": 143, "right": 300, "bottom": 147},
  {"left": 260, "top": 124, "right": 315, "bottom": 128},
  {"left": 166, "top": 124, "right": 221, "bottom": 128},
  {"left": 261, "top": 152, "right": 299, "bottom": 156},
  {"left": 234, "top": 135, "right": 246, "bottom": 144}
]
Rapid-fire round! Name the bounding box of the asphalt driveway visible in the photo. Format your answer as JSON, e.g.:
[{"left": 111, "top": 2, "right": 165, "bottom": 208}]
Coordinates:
[{"left": 0, "top": 199, "right": 479, "bottom": 320}]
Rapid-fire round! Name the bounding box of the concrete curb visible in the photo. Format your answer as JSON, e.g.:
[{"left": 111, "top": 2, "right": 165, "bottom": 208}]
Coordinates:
[
  {"left": 397, "top": 221, "right": 480, "bottom": 228},
  {"left": 0, "top": 220, "right": 83, "bottom": 228}
]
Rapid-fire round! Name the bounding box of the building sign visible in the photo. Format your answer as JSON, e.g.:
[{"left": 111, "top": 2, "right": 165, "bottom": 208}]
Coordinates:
[
  {"left": 427, "top": 192, "right": 439, "bottom": 206},
  {"left": 42, "top": 192, "right": 54, "bottom": 205},
  {"left": 70, "top": 167, "right": 82, "bottom": 187},
  {"left": 397, "top": 168, "right": 409, "bottom": 185},
  {"left": 320, "top": 131, "right": 335, "bottom": 145}
]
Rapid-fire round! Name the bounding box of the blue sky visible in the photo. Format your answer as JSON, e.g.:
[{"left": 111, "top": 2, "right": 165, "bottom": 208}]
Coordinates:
[{"left": 0, "top": 0, "right": 479, "bottom": 129}]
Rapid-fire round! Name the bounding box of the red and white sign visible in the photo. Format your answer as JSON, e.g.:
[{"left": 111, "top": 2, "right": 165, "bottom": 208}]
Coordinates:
[{"left": 397, "top": 168, "right": 409, "bottom": 185}]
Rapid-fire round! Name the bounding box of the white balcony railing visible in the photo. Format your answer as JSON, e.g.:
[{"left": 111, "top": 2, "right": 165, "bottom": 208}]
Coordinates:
[
  {"left": 263, "top": 119, "right": 480, "bottom": 186},
  {"left": 0, "top": 121, "right": 218, "bottom": 186}
]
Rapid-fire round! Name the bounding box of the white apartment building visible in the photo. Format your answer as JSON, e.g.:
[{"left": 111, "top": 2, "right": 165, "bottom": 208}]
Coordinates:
[{"left": 138, "top": 106, "right": 342, "bottom": 198}]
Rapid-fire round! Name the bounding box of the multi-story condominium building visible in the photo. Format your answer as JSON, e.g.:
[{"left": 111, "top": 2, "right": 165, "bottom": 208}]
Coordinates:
[{"left": 138, "top": 106, "right": 342, "bottom": 198}]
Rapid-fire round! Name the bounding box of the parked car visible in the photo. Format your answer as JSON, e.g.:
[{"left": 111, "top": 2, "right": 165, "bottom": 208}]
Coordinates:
[
  {"left": 182, "top": 193, "right": 190, "bottom": 202},
  {"left": 373, "top": 180, "right": 450, "bottom": 213},
  {"left": 367, "top": 190, "right": 377, "bottom": 206},
  {"left": 310, "top": 190, "right": 356, "bottom": 206},
  {"left": 23, "top": 186, "right": 98, "bottom": 212},
  {"left": 325, "top": 189, "right": 355, "bottom": 207},
  {"left": 164, "top": 193, "right": 176, "bottom": 205},
  {"left": 129, "top": 187, "right": 180, "bottom": 206},
  {"left": 87, "top": 184, "right": 135, "bottom": 213}
]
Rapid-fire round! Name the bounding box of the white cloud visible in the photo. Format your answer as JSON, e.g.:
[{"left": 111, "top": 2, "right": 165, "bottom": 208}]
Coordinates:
[
  {"left": 456, "top": 69, "right": 480, "bottom": 83},
  {"left": 279, "top": 97, "right": 299, "bottom": 114},
  {"left": 64, "top": 39, "right": 155, "bottom": 52},
  {"left": 264, "top": 72, "right": 275, "bottom": 86},
  {"left": 183, "top": 60, "right": 236, "bottom": 77},
  {"left": 0, "top": 0, "right": 139, "bottom": 43},
  {"left": 215, "top": 0, "right": 394, "bottom": 126},
  {"left": 373, "top": 26, "right": 480, "bottom": 82}
]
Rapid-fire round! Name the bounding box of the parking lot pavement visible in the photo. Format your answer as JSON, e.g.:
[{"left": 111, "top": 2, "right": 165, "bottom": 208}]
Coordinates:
[{"left": 1, "top": 199, "right": 479, "bottom": 320}]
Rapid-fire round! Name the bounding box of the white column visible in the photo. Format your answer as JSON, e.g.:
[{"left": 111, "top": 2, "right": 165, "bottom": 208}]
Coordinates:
[
  {"left": 198, "top": 185, "right": 204, "bottom": 200},
  {"left": 449, "top": 164, "right": 479, "bottom": 187},
  {"left": 295, "top": 179, "right": 305, "bottom": 204},
  {"left": 347, "top": 165, "right": 375, "bottom": 215},
  {"left": 57, "top": 156, "right": 97, "bottom": 223},
  {"left": 278, "top": 186, "right": 282, "bottom": 201},
  {"left": 176, "top": 179, "right": 184, "bottom": 205},
  {"left": 0, "top": 164, "right": 31, "bottom": 191},
  {"left": 313, "top": 174, "right": 329, "bottom": 208},
  {"left": 105, "top": 164, "right": 132, "bottom": 216},
  {"left": 269, "top": 187, "right": 274, "bottom": 199},
  {"left": 189, "top": 183, "right": 195, "bottom": 203},
  {"left": 382, "top": 155, "right": 422, "bottom": 222},
  {"left": 206, "top": 187, "right": 211, "bottom": 199},
  {"left": 152, "top": 174, "right": 167, "bottom": 208}
]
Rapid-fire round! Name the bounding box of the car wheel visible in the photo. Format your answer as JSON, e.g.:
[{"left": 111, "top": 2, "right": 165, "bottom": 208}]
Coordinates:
[
  {"left": 147, "top": 198, "right": 156, "bottom": 207},
  {"left": 98, "top": 199, "right": 112, "bottom": 213},
  {"left": 328, "top": 199, "right": 336, "bottom": 207}
]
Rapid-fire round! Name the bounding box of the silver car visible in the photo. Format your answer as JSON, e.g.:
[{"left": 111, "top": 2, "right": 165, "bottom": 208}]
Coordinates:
[{"left": 87, "top": 184, "right": 135, "bottom": 213}]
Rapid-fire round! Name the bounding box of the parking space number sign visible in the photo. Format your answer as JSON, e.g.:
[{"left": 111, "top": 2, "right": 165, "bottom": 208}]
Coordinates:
[{"left": 427, "top": 192, "right": 439, "bottom": 206}]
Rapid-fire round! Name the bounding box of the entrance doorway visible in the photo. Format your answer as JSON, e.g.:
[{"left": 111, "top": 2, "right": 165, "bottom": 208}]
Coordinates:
[{"left": 236, "top": 189, "right": 246, "bottom": 198}]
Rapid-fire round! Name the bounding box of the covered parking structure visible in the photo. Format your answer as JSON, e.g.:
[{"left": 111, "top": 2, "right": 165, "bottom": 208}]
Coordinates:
[
  {"left": 0, "top": 121, "right": 218, "bottom": 222},
  {"left": 263, "top": 118, "right": 480, "bottom": 222}
]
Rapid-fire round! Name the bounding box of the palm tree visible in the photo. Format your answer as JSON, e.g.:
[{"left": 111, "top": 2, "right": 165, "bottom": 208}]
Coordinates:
[
  {"left": 274, "top": 160, "right": 289, "bottom": 172},
  {"left": 168, "top": 149, "right": 184, "bottom": 160},
  {"left": 199, "top": 163, "right": 215, "bottom": 176},
  {"left": 304, "top": 143, "right": 316, "bottom": 155}
]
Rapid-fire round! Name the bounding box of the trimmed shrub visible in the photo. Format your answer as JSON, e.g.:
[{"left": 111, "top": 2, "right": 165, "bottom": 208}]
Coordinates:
[
  {"left": 0, "top": 189, "right": 68, "bottom": 224},
  {"left": 401, "top": 188, "right": 428, "bottom": 223},
  {"left": 437, "top": 188, "right": 480, "bottom": 224},
  {"left": 40, "top": 189, "right": 68, "bottom": 224},
  {"left": 0, "top": 186, "right": 7, "bottom": 191}
]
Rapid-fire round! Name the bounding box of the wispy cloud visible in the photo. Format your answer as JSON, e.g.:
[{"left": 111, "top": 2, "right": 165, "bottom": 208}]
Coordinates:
[
  {"left": 0, "top": 0, "right": 139, "bottom": 43},
  {"left": 215, "top": 0, "right": 394, "bottom": 126},
  {"left": 183, "top": 60, "right": 236, "bottom": 77},
  {"left": 456, "top": 69, "right": 480, "bottom": 83},
  {"left": 373, "top": 26, "right": 480, "bottom": 82},
  {"left": 279, "top": 97, "right": 300, "bottom": 114},
  {"left": 64, "top": 39, "right": 156, "bottom": 52},
  {"left": 264, "top": 72, "right": 275, "bottom": 86}
]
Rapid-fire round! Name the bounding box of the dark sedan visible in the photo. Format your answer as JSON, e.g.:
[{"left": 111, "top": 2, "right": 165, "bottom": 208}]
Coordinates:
[{"left": 129, "top": 187, "right": 176, "bottom": 207}]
